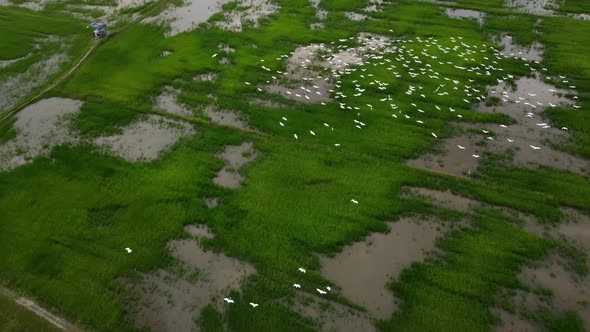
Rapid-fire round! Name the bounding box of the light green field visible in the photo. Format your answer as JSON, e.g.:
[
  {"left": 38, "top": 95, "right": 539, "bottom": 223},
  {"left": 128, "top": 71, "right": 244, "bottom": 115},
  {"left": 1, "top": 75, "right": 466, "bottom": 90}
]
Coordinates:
[{"left": 0, "top": 0, "right": 589, "bottom": 331}]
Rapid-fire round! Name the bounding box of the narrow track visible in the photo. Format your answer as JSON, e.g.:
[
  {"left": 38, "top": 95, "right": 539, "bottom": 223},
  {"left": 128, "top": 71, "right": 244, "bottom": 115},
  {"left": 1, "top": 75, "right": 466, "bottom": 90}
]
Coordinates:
[{"left": 1, "top": 286, "right": 81, "bottom": 331}]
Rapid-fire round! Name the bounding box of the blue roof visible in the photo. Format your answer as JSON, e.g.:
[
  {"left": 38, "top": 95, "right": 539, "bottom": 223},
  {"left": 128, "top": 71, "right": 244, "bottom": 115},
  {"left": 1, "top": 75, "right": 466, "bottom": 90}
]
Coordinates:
[{"left": 88, "top": 21, "right": 106, "bottom": 29}]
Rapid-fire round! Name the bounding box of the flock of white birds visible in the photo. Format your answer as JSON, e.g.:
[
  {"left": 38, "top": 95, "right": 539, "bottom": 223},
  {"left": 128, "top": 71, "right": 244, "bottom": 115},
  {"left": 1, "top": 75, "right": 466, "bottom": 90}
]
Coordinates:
[
  {"left": 125, "top": 32, "right": 582, "bottom": 310},
  {"left": 246, "top": 32, "right": 581, "bottom": 307}
]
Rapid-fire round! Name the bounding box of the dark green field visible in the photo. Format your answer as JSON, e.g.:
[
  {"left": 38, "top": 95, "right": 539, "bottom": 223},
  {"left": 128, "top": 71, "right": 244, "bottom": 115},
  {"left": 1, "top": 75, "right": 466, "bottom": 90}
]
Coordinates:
[{"left": 1, "top": 0, "right": 589, "bottom": 331}]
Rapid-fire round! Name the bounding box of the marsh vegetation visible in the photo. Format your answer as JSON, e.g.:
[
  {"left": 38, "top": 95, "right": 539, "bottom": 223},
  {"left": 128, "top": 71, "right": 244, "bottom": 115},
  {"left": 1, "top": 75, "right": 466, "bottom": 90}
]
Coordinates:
[{"left": 1, "top": 0, "right": 590, "bottom": 331}]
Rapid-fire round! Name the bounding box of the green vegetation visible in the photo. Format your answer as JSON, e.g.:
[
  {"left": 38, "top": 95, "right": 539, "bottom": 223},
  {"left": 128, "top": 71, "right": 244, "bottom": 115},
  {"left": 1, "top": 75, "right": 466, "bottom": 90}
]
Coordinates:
[
  {"left": 485, "top": 14, "right": 537, "bottom": 46},
  {"left": 541, "top": 17, "right": 590, "bottom": 159},
  {"left": 1, "top": 0, "right": 590, "bottom": 331},
  {"left": 556, "top": 0, "right": 590, "bottom": 14},
  {"left": 73, "top": 100, "right": 144, "bottom": 137}
]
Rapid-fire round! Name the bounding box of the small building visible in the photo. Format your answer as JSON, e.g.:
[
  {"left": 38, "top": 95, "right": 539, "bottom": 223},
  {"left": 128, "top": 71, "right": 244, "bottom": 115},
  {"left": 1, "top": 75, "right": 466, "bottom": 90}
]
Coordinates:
[{"left": 88, "top": 21, "right": 107, "bottom": 38}]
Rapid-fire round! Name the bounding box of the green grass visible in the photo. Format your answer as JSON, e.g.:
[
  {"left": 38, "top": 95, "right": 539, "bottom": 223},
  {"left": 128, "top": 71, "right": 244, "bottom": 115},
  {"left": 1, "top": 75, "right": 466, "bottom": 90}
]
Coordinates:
[
  {"left": 484, "top": 14, "right": 538, "bottom": 46},
  {"left": 2, "top": 0, "right": 590, "bottom": 331},
  {"left": 540, "top": 17, "right": 590, "bottom": 159},
  {"left": 555, "top": 0, "right": 590, "bottom": 13},
  {"left": 0, "top": 7, "right": 84, "bottom": 60},
  {"left": 320, "top": 0, "right": 368, "bottom": 11},
  {"left": 72, "top": 100, "right": 145, "bottom": 137},
  {"left": 0, "top": 290, "right": 61, "bottom": 332}
]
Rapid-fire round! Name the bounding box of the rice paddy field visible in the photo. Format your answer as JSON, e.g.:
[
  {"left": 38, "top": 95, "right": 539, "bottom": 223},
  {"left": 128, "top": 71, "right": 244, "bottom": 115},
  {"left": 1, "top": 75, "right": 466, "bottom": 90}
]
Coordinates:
[{"left": 0, "top": 0, "right": 589, "bottom": 331}]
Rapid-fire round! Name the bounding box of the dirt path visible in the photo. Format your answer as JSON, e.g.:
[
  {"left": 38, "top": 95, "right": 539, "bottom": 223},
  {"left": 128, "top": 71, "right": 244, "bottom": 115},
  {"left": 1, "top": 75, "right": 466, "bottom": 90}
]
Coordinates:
[
  {"left": 0, "top": 286, "right": 81, "bottom": 331},
  {"left": 0, "top": 39, "right": 98, "bottom": 124},
  {"left": 0, "top": 0, "right": 170, "bottom": 125}
]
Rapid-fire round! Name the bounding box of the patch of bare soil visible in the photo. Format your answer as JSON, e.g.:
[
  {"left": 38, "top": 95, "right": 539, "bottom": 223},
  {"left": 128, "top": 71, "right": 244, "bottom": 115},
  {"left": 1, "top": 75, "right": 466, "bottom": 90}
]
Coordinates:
[
  {"left": 288, "top": 293, "right": 376, "bottom": 332},
  {"left": 0, "top": 98, "right": 82, "bottom": 171},
  {"left": 319, "top": 217, "right": 449, "bottom": 318},
  {"left": 93, "top": 114, "right": 195, "bottom": 162},
  {"left": 213, "top": 141, "right": 257, "bottom": 188},
  {"left": 128, "top": 225, "right": 255, "bottom": 332}
]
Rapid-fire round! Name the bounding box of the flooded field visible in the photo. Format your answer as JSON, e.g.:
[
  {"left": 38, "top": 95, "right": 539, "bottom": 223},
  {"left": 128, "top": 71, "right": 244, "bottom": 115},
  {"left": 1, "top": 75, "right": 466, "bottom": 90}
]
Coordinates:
[
  {"left": 0, "top": 52, "right": 68, "bottom": 113},
  {"left": 445, "top": 8, "right": 485, "bottom": 26},
  {"left": 213, "top": 141, "right": 257, "bottom": 188},
  {"left": 147, "top": 0, "right": 229, "bottom": 36},
  {"left": 93, "top": 114, "right": 195, "bottom": 162},
  {"left": 409, "top": 74, "right": 588, "bottom": 175},
  {"left": 496, "top": 35, "right": 543, "bottom": 62},
  {"left": 214, "top": 0, "right": 279, "bottom": 32},
  {"left": 320, "top": 217, "right": 448, "bottom": 318},
  {"left": 156, "top": 88, "right": 193, "bottom": 117},
  {"left": 128, "top": 225, "right": 255, "bottom": 332},
  {"left": 2, "top": 0, "right": 590, "bottom": 331},
  {"left": 0, "top": 97, "right": 82, "bottom": 171},
  {"left": 288, "top": 293, "right": 376, "bottom": 332},
  {"left": 518, "top": 254, "right": 590, "bottom": 330},
  {"left": 204, "top": 106, "right": 251, "bottom": 130}
]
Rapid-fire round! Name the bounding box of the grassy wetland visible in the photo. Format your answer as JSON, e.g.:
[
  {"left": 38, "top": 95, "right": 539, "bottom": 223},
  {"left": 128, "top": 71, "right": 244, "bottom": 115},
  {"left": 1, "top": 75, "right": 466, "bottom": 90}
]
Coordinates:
[{"left": 1, "top": 0, "right": 590, "bottom": 331}]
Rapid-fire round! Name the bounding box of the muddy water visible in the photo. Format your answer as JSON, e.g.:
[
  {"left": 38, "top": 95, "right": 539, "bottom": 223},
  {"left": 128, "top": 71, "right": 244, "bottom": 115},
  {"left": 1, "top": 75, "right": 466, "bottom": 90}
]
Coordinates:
[
  {"left": 156, "top": 88, "right": 193, "bottom": 117},
  {"left": 185, "top": 224, "right": 215, "bottom": 239},
  {"left": 445, "top": 8, "right": 485, "bottom": 26},
  {"left": 518, "top": 254, "right": 590, "bottom": 330},
  {"left": 289, "top": 293, "right": 376, "bottom": 332},
  {"left": 405, "top": 187, "right": 480, "bottom": 212},
  {"left": 492, "top": 308, "right": 540, "bottom": 332},
  {"left": 266, "top": 44, "right": 333, "bottom": 104},
  {"left": 496, "top": 35, "right": 543, "bottom": 62},
  {"left": 214, "top": 0, "right": 279, "bottom": 32},
  {"left": 320, "top": 217, "right": 448, "bottom": 318},
  {"left": 204, "top": 106, "right": 250, "bottom": 130},
  {"left": 407, "top": 136, "right": 480, "bottom": 177},
  {"left": 477, "top": 76, "right": 589, "bottom": 174},
  {"left": 213, "top": 141, "right": 257, "bottom": 188},
  {"left": 506, "top": 0, "right": 554, "bottom": 16},
  {"left": 0, "top": 98, "right": 82, "bottom": 171},
  {"left": 410, "top": 74, "right": 588, "bottom": 176},
  {"left": 0, "top": 52, "right": 68, "bottom": 113},
  {"left": 267, "top": 34, "right": 394, "bottom": 104},
  {"left": 204, "top": 197, "right": 219, "bottom": 208},
  {"left": 93, "top": 114, "right": 195, "bottom": 162},
  {"left": 148, "top": 0, "right": 230, "bottom": 36},
  {"left": 559, "top": 209, "right": 590, "bottom": 252},
  {"left": 129, "top": 225, "right": 255, "bottom": 332}
]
